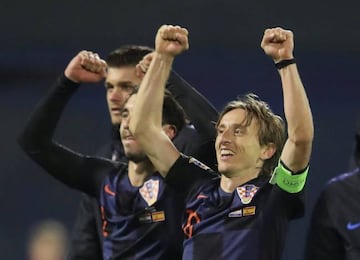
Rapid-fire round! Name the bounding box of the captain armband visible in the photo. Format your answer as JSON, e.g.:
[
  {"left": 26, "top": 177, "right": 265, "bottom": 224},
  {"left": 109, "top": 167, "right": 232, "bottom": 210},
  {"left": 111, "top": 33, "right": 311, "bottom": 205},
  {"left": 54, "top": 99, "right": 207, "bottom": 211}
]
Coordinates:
[{"left": 269, "top": 161, "right": 308, "bottom": 193}]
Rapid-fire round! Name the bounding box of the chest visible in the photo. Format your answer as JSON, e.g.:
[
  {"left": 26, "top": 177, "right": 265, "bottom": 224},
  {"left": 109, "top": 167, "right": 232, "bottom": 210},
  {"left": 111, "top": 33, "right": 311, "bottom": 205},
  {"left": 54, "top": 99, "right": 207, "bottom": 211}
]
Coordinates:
[{"left": 184, "top": 184, "right": 289, "bottom": 236}]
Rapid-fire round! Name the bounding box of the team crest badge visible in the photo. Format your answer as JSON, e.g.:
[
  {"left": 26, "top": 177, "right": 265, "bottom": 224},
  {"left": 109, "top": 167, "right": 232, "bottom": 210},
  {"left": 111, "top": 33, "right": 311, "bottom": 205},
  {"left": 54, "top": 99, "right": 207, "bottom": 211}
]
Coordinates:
[
  {"left": 236, "top": 184, "right": 259, "bottom": 204},
  {"left": 139, "top": 179, "right": 159, "bottom": 206}
]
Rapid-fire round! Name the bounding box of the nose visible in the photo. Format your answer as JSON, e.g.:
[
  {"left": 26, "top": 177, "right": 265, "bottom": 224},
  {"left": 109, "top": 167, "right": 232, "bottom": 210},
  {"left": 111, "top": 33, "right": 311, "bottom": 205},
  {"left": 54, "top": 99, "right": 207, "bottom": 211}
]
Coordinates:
[
  {"left": 110, "top": 87, "right": 130, "bottom": 104},
  {"left": 122, "top": 115, "right": 130, "bottom": 129},
  {"left": 217, "top": 128, "right": 232, "bottom": 145},
  {"left": 109, "top": 87, "right": 121, "bottom": 102}
]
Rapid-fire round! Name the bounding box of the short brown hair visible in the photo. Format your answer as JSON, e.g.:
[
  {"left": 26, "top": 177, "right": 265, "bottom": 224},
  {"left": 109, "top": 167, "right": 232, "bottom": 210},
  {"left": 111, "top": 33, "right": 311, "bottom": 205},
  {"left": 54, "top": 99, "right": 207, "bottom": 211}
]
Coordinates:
[{"left": 216, "top": 93, "right": 286, "bottom": 176}]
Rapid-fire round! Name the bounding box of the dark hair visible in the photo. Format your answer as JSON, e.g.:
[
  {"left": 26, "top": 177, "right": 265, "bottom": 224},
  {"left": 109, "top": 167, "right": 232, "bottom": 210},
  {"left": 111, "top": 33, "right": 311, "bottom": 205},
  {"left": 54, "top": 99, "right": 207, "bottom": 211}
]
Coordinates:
[
  {"left": 216, "top": 93, "right": 286, "bottom": 176},
  {"left": 129, "top": 89, "right": 186, "bottom": 135},
  {"left": 163, "top": 90, "right": 186, "bottom": 135},
  {"left": 106, "top": 45, "right": 153, "bottom": 68}
]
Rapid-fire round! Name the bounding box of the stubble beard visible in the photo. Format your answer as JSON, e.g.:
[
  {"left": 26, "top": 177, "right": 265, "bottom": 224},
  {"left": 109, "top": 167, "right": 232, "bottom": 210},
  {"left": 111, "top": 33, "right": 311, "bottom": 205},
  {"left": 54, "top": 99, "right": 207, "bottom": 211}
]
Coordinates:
[{"left": 125, "top": 151, "right": 147, "bottom": 163}]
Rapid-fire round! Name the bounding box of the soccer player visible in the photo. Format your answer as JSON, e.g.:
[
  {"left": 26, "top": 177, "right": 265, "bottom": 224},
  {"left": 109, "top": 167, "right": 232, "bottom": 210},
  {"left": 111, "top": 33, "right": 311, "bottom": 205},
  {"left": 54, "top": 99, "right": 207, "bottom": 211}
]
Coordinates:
[
  {"left": 130, "top": 25, "right": 314, "bottom": 259},
  {"left": 68, "top": 46, "right": 218, "bottom": 259},
  {"left": 305, "top": 128, "right": 360, "bottom": 260},
  {"left": 18, "top": 51, "right": 217, "bottom": 259}
]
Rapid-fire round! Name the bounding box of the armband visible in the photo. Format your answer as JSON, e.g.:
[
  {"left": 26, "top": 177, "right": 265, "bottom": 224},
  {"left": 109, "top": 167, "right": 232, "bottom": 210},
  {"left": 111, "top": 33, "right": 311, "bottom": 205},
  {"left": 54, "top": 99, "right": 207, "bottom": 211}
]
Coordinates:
[
  {"left": 269, "top": 161, "right": 308, "bottom": 193},
  {"left": 275, "top": 58, "right": 296, "bottom": 70}
]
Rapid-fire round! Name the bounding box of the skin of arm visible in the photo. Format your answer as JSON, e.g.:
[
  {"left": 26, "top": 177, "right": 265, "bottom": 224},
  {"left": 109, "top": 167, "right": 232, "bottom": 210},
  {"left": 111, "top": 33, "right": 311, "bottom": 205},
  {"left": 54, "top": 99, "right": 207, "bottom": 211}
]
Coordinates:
[
  {"left": 261, "top": 27, "right": 314, "bottom": 172},
  {"left": 136, "top": 52, "right": 218, "bottom": 170},
  {"left": 129, "top": 25, "right": 189, "bottom": 177},
  {"left": 137, "top": 53, "right": 218, "bottom": 137}
]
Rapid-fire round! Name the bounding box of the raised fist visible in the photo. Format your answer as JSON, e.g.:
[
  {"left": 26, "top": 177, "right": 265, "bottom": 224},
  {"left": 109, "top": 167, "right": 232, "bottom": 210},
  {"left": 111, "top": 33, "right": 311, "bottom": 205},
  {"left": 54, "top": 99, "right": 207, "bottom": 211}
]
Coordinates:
[
  {"left": 155, "top": 25, "right": 189, "bottom": 57},
  {"left": 261, "top": 27, "right": 294, "bottom": 63},
  {"left": 64, "top": 50, "right": 107, "bottom": 83},
  {"left": 135, "top": 52, "right": 154, "bottom": 79}
]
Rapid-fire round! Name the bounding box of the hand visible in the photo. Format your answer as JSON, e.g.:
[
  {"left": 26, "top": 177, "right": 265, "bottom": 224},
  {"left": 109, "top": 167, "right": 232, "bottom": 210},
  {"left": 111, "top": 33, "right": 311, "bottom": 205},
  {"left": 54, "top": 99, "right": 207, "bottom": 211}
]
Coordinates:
[
  {"left": 135, "top": 52, "right": 154, "bottom": 79},
  {"left": 261, "top": 27, "right": 294, "bottom": 63},
  {"left": 155, "top": 25, "right": 189, "bottom": 57},
  {"left": 64, "top": 50, "right": 107, "bottom": 83}
]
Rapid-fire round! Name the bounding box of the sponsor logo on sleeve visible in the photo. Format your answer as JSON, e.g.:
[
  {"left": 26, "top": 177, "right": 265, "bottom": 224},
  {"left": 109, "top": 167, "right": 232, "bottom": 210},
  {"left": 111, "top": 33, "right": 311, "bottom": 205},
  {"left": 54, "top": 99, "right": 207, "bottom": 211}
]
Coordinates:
[{"left": 196, "top": 193, "right": 209, "bottom": 199}]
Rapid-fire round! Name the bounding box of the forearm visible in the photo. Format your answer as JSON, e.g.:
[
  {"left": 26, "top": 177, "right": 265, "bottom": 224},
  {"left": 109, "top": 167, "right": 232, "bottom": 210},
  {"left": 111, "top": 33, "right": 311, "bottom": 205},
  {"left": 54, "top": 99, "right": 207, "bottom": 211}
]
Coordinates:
[
  {"left": 280, "top": 64, "right": 313, "bottom": 143},
  {"left": 130, "top": 52, "right": 181, "bottom": 176},
  {"left": 18, "top": 75, "right": 79, "bottom": 150},
  {"left": 17, "top": 75, "right": 106, "bottom": 196},
  {"left": 279, "top": 64, "right": 314, "bottom": 170},
  {"left": 131, "top": 53, "right": 173, "bottom": 136}
]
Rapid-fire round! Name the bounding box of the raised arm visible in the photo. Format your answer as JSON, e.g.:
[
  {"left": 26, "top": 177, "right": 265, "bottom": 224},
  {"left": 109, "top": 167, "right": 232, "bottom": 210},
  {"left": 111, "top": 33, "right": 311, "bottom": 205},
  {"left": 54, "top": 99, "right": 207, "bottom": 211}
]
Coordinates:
[
  {"left": 261, "top": 27, "right": 314, "bottom": 172},
  {"left": 129, "top": 25, "right": 189, "bottom": 176},
  {"left": 137, "top": 54, "right": 218, "bottom": 137},
  {"left": 17, "top": 51, "right": 112, "bottom": 196},
  {"left": 136, "top": 51, "right": 218, "bottom": 169}
]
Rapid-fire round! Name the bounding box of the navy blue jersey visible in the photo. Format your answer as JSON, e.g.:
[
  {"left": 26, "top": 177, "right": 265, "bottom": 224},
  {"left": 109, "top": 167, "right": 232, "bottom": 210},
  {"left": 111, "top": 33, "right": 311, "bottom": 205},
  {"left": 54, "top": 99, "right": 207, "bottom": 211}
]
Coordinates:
[
  {"left": 305, "top": 168, "right": 360, "bottom": 260},
  {"left": 68, "top": 68, "right": 218, "bottom": 260},
  {"left": 99, "top": 167, "right": 186, "bottom": 259},
  {"left": 17, "top": 75, "right": 217, "bottom": 260},
  {"left": 166, "top": 156, "right": 305, "bottom": 260}
]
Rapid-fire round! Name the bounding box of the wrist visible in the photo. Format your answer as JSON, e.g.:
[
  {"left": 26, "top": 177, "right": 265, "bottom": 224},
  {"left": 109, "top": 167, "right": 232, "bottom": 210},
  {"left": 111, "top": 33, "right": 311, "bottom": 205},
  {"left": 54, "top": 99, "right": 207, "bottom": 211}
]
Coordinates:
[
  {"left": 154, "top": 52, "right": 175, "bottom": 63},
  {"left": 275, "top": 58, "right": 296, "bottom": 70}
]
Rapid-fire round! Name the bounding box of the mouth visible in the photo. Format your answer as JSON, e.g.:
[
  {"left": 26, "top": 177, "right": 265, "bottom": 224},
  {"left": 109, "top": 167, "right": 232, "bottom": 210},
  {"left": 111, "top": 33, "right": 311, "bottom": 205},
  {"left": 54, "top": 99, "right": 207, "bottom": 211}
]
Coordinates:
[
  {"left": 123, "top": 135, "right": 135, "bottom": 141},
  {"left": 111, "top": 108, "right": 122, "bottom": 115},
  {"left": 219, "top": 148, "right": 235, "bottom": 160}
]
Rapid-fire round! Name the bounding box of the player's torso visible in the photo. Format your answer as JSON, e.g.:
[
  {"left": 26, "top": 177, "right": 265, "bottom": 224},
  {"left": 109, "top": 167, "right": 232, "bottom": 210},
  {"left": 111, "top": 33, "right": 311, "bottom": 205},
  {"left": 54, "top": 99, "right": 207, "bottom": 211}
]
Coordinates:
[
  {"left": 182, "top": 177, "right": 294, "bottom": 259},
  {"left": 328, "top": 171, "right": 360, "bottom": 259},
  {"left": 100, "top": 169, "right": 184, "bottom": 260}
]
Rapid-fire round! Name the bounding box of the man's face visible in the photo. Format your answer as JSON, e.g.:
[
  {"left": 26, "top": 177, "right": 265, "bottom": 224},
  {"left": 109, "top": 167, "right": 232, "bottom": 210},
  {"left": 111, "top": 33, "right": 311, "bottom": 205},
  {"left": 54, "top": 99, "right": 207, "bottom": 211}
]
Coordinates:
[
  {"left": 119, "top": 94, "right": 147, "bottom": 163},
  {"left": 105, "top": 66, "right": 142, "bottom": 124},
  {"left": 215, "top": 108, "right": 266, "bottom": 177},
  {"left": 119, "top": 94, "right": 178, "bottom": 163}
]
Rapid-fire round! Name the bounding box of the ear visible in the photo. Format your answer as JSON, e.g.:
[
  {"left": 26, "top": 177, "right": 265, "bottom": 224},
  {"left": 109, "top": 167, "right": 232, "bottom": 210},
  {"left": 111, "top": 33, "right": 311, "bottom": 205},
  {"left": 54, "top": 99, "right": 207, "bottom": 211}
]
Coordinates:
[
  {"left": 162, "top": 124, "right": 178, "bottom": 140},
  {"left": 260, "top": 143, "right": 276, "bottom": 160}
]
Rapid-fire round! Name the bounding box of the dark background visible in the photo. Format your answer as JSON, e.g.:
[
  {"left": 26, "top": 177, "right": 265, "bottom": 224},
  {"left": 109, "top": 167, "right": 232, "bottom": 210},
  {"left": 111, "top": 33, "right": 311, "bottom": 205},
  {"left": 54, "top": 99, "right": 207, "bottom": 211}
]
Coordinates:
[{"left": 1, "top": 0, "right": 359, "bottom": 259}]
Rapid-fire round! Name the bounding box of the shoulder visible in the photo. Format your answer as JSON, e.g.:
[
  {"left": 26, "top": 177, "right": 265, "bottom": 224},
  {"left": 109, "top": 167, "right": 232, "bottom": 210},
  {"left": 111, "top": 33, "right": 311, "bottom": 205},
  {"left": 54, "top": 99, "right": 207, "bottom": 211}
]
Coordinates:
[
  {"left": 166, "top": 154, "right": 219, "bottom": 192},
  {"left": 317, "top": 168, "right": 360, "bottom": 204},
  {"left": 170, "top": 154, "right": 215, "bottom": 174},
  {"left": 328, "top": 168, "right": 360, "bottom": 185}
]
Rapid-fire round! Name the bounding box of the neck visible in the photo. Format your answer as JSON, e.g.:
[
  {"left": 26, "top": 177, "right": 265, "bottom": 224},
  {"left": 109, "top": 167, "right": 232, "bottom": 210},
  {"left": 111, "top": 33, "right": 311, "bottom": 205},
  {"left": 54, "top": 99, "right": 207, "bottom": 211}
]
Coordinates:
[
  {"left": 220, "top": 168, "right": 261, "bottom": 193},
  {"left": 128, "top": 160, "right": 155, "bottom": 187}
]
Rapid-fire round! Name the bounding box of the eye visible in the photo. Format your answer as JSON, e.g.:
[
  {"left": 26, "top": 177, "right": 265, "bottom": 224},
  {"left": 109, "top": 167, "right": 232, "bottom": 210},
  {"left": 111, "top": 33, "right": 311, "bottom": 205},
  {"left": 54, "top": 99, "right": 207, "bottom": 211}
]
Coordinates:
[
  {"left": 234, "top": 127, "right": 246, "bottom": 136},
  {"left": 216, "top": 127, "right": 224, "bottom": 135},
  {"left": 105, "top": 83, "right": 113, "bottom": 91},
  {"left": 121, "top": 110, "right": 129, "bottom": 118},
  {"left": 122, "top": 84, "right": 137, "bottom": 93}
]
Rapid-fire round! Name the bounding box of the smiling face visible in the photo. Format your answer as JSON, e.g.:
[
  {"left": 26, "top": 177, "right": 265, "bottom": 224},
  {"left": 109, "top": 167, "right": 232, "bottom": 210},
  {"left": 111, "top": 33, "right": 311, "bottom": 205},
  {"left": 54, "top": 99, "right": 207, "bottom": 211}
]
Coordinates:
[
  {"left": 215, "top": 108, "right": 269, "bottom": 177},
  {"left": 119, "top": 94, "right": 147, "bottom": 163},
  {"left": 105, "top": 66, "right": 142, "bottom": 125}
]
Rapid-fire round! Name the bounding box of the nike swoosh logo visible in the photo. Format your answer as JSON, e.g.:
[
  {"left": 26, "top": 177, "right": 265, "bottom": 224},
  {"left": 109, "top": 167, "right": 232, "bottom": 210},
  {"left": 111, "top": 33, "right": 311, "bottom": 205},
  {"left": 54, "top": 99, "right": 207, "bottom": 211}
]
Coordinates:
[
  {"left": 196, "top": 193, "right": 208, "bottom": 199},
  {"left": 347, "top": 222, "right": 360, "bottom": 230},
  {"left": 104, "top": 184, "right": 116, "bottom": 196}
]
